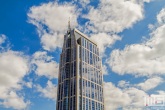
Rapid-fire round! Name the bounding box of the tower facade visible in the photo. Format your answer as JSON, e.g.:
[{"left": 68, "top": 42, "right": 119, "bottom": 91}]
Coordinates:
[{"left": 56, "top": 28, "right": 104, "bottom": 110}]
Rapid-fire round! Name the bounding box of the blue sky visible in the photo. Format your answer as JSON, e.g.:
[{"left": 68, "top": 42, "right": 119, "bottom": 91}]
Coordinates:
[{"left": 0, "top": 0, "right": 165, "bottom": 110}]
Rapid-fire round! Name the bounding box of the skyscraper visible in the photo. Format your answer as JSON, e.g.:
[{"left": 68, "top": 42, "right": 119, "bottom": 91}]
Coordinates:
[{"left": 56, "top": 25, "right": 104, "bottom": 110}]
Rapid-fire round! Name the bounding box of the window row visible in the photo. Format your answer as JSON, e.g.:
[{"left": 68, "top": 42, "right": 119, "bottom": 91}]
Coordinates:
[
  {"left": 57, "top": 97, "right": 76, "bottom": 110},
  {"left": 79, "top": 97, "right": 104, "bottom": 110},
  {"left": 59, "top": 62, "right": 77, "bottom": 82},
  {"left": 81, "top": 47, "right": 101, "bottom": 68},
  {"left": 81, "top": 62, "right": 103, "bottom": 85},
  {"left": 79, "top": 79, "right": 104, "bottom": 102},
  {"left": 81, "top": 37, "right": 99, "bottom": 56},
  {"left": 58, "top": 79, "right": 76, "bottom": 101}
]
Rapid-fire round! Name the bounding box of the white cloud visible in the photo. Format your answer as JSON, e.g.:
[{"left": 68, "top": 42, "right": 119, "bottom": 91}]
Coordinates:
[
  {"left": 137, "top": 77, "right": 163, "bottom": 91},
  {"left": 25, "top": 82, "right": 33, "bottom": 88},
  {"left": 148, "top": 24, "right": 155, "bottom": 30},
  {"left": 124, "top": 87, "right": 147, "bottom": 108},
  {"left": 143, "top": 0, "right": 151, "bottom": 3},
  {"left": 28, "top": 2, "right": 79, "bottom": 51},
  {"left": 157, "top": 8, "right": 165, "bottom": 24},
  {"left": 32, "top": 51, "right": 59, "bottom": 79},
  {"left": 118, "top": 80, "right": 130, "bottom": 88},
  {"left": 0, "top": 50, "right": 30, "bottom": 109},
  {"left": 102, "top": 64, "right": 108, "bottom": 75},
  {"left": 108, "top": 7, "right": 165, "bottom": 76},
  {"left": 82, "top": 0, "right": 150, "bottom": 55},
  {"left": 156, "top": 90, "right": 165, "bottom": 95},
  {"left": 0, "top": 34, "right": 6, "bottom": 45},
  {"left": 104, "top": 82, "right": 131, "bottom": 110},
  {"left": 36, "top": 80, "right": 57, "bottom": 100},
  {"left": 84, "top": 0, "right": 145, "bottom": 33},
  {"left": 90, "top": 33, "right": 121, "bottom": 54},
  {"left": 104, "top": 82, "right": 148, "bottom": 110},
  {"left": 79, "top": 0, "right": 90, "bottom": 7},
  {"left": 0, "top": 91, "right": 30, "bottom": 110}
]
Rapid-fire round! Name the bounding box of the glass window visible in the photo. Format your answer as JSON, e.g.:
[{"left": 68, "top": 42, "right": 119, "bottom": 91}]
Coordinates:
[
  {"left": 82, "top": 48, "right": 85, "bottom": 61},
  {"left": 61, "top": 84, "right": 63, "bottom": 100},
  {"left": 73, "top": 97, "right": 76, "bottom": 110},
  {"left": 73, "top": 61, "right": 76, "bottom": 76},
  {"left": 89, "top": 99, "right": 91, "bottom": 110},
  {"left": 92, "top": 101, "right": 95, "bottom": 110},
  {"left": 67, "top": 38, "right": 71, "bottom": 47},
  {"left": 85, "top": 39, "right": 87, "bottom": 48},
  {"left": 64, "top": 80, "right": 69, "bottom": 97},
  {"left": 65, "top": 64, "right": 70, "bottom": 78},
  {"left": 90, "top": 52, "right": 93, "bottom": 65},
  {"left": 79, "top": 78, "right": 82, "bottom": 95},
  {"left": 73, "top": 78, "right": 76, "bottom": 95},
  {"left": 86, "top": 98, "right": 88, "bottom": 110},
  {"left": 66, "top": 49, "right": 71, "bottom": 62},
  {"left": 81, "top": 37, "right": 84, "bottom": 47},
  {"left": 83, "top": 97, "right": 85, "bottom": 109},
  {"left": 79, "top": 46, "right": 81, "bottom": 59},
  {"left": 79, "top": 96, "right": 82, "bottom": 110},
  {"left": 90, "top": 43, "right": 92, "bottom": 52},
  {"left": 70, "top": 98, "right": 72, "bottom": 110}
]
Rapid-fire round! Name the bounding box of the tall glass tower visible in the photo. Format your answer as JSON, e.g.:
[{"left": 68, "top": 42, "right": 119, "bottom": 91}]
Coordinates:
[{"left": 56, "top": 25, "right": 104, "bottom": 110}]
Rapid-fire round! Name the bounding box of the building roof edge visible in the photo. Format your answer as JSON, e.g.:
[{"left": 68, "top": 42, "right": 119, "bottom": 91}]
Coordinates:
[{"left": 73, "top": 28, "right": 97, "bottom": 46}]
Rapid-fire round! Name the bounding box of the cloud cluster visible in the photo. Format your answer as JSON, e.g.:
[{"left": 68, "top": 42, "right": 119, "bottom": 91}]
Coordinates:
[
  {"left": 85, "top": 0, "right": 144, "bottom": 33},
  {"left": 157, "top": 8, "right": 165, "bottom": 24},
  {"left": 104, "top": 82, "right": 148, "bottom": 110},
  {"left": 28, "top": 0, "right": 150, "bottom": 55},
  {"left": 137, "top": 77, "right": 164, "bottom": 91},
  {"left": 90, "top": 33, "right": 121, "bottom": 54},
  {"left": 32, "top": 51, "right": 59, "bottom": 79},
  {"left": 108, "top": 7, "right": 165, "bottom": 76},
  {"left": 0, "top": 34, "right": 6, "bottom": 45},
  {"left": 28, "top": 2, "right": 79, "bottom": 51},
  {"left": 36, "top": 80, "right": 57, "bottom": 100},
  {"left": 0, "top": 50, "right": 30, "bottom": 109},
  {"left": 74, "top": 0, "right": 90, "bottom": 7},
  {"left": 104, "top": 75, "right": 164, "bottom": 109},
  {"left": 82, "top": 0, "right": 150, "bottom": 55}
]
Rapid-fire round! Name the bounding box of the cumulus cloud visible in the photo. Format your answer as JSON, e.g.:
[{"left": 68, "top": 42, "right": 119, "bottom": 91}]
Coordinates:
[
  {"left": 118, "top": 80, "right": 131, "bottom": 89},
  {"left": 156, "top": 90, "right": 165, "bottom": 95},
  {"left": 104, "top": 82, "right": 148, "bottom": 110},
  {"left": 0, "top": 34, "right": 6, "bottom": 45},
  {"left": 28, "top": 2, "right": 79, "bottom": 51},
  {"left": 24, "top": 82, "right": 33, "bottom": 88},
  {"left": 74, "top": 0, "right": 90, "bottom": 7},
  {"left": 157, "top": 8, "right": 165, "bottom": 24},
  {"left": 143, "top": 0, "right": 151, "bottom": 3},
  {"left": 32, "top": 51, "right": 59, "bottom": 79},
  {"left": 104, "top": 82, "right": 131, "bottom": 110},
  {"left": 82, "top": 0, "right": 151, "bottom": 55},
  {"left": 90, "top": 33, "right": 121, "bottom": 54},
  {"left": 0, "top": 91, "right": 30, "bottom": 110},
  {"left": 137, "top": 77, "right": 163, "bottom": 91},
  {"left": 102, "top": 64, "right": 108, "bottom": 75},
  {"left": 84, "top": 0, "right": 145, "bottom": 33},
  {"left": 79, "top": 0, "right": 90, "bottom": 7},
  {"left": 27, "top": 0, "right": 149, "bottom": 55},
  {"left": 36, "top": 80, "right": 57, "bottom": 100},
  {"left": 0, "top": 50, "right": 30, "bottom": 109},
  {"left": 108, "top": 7, "right": 165, "bottom": 76}
]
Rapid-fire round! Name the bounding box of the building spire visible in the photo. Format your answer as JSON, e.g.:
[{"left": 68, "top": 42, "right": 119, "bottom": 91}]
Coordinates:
[{"left": 68, "top": 17, "right": 71, "bottom": 31}]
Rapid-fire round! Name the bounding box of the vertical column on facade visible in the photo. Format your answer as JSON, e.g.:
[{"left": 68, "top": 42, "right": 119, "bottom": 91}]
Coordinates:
[
  {"left": 100, "top": 57, "right": 105, "bottom": 110},
  {"left": 76, "top": 44, "right": 80, "bottom": 110}
]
